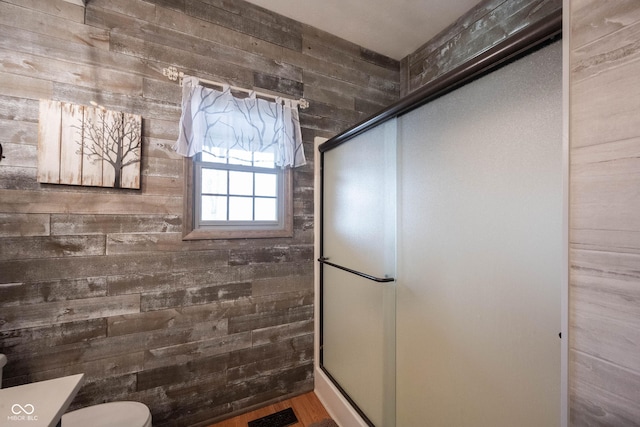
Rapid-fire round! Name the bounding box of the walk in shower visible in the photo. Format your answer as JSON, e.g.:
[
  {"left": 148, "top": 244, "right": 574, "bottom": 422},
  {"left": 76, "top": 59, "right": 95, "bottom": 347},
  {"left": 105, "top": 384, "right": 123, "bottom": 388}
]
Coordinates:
[{"left": 316, "top": 11, "right": 565, "bottom": 427}]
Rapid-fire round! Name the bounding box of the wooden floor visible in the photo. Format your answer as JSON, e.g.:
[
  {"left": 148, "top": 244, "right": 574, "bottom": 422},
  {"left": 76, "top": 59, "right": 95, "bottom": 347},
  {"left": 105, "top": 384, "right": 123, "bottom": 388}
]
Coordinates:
[{"left": 207, "top": 392, "right": 333, "bottom": 427}]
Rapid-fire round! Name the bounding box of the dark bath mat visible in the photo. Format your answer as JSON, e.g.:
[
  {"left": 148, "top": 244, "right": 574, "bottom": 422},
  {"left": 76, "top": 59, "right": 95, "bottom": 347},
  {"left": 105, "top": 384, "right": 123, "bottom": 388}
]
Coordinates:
[{"left": 247, "top": 407, "right": 298, "bottom": 427}]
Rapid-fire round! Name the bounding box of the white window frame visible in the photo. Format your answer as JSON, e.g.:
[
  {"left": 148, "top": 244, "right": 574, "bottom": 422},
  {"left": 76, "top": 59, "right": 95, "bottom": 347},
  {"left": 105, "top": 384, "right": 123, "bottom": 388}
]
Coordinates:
[{"left": 182, "top": 155, "right": 293, "bottom": 240}]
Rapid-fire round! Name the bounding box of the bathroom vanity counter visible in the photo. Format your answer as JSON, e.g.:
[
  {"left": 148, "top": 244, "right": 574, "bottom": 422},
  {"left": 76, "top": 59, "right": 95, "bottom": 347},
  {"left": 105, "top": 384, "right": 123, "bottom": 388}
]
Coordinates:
[{"left": 0, "top": 373, "right": 84, "bottom": 427}]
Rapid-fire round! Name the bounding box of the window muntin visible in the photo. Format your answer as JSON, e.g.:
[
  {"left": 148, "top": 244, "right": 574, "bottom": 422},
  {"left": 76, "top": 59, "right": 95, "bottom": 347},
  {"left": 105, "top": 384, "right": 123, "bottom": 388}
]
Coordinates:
[{"left": 193, "top": 148, "right": 288, "bottom": 234}]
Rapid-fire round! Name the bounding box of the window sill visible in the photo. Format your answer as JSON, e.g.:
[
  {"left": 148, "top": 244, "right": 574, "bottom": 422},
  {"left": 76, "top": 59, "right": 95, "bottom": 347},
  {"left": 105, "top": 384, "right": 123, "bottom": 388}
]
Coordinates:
[{"left": 182, "top": 227, "right": 293, "bottom": 240}]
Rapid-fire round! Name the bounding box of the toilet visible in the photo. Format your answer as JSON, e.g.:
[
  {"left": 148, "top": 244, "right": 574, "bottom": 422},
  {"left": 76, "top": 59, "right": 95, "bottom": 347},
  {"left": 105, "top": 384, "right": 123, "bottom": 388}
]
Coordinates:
[
  {"left": 62, "top": 401, "right": 152, "bottom": 427},
  {"left": 0, "top": 353, "right": 151, "bottom": 427},
  {"left": 0, "top": 353, "right": 7, "bottom": 388}
]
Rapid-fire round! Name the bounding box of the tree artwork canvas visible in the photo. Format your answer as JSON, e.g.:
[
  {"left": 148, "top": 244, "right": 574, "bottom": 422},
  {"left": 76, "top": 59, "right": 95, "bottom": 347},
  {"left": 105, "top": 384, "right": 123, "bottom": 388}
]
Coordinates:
[{"left": 37, "top": 100, "right": 141, "bottom": 189}]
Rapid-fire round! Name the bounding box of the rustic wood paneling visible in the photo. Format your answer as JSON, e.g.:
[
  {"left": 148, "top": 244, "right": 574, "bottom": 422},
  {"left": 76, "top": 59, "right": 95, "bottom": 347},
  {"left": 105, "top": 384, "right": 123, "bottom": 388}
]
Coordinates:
[
  {"left": 569, "top": 0, "right": 640, "bottom": 424},
  {"left": 0, "top": 0, "right": 398, "bottom": 425},
  {"left": 0, "top": 213, "right": 49, "bottom": 237},
  {"left": 401, "top": 0, "right": 562, "bottom": 95},
  {"left": 0, "top": 294, "right": 140, "bottom": 332},
  {"left": 0, "top": 2, "right": 109, "bottom": 50}
]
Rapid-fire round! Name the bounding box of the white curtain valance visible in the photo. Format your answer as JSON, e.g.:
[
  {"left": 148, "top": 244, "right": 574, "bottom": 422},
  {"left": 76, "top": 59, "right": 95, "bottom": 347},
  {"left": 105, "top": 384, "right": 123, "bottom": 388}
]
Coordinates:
[{"left": 174, "top": 76, "right": 306, "bottom": 168}]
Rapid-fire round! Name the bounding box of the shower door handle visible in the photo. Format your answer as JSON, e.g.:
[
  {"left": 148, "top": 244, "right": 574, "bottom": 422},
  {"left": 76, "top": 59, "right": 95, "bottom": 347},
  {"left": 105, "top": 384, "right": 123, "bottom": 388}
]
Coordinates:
[{"left": 318, "top": 257, "right": 395, "bottom": 283}]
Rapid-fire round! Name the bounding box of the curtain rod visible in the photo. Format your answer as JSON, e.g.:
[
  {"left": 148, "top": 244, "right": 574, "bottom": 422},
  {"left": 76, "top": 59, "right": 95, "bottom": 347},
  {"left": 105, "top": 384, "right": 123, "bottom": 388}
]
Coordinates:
[{"left": 162, "top": 66, "right": 309, "bottom": 109}]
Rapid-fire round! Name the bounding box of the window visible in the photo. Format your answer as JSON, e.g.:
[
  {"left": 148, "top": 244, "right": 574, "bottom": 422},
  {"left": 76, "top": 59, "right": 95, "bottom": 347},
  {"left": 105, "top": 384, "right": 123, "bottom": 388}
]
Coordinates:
[
  {"left": 174, "top": 78, "right": 305, "bottom": 239},
  {"left": 184, "top": 148, "right": 293, "bottom": 240}
]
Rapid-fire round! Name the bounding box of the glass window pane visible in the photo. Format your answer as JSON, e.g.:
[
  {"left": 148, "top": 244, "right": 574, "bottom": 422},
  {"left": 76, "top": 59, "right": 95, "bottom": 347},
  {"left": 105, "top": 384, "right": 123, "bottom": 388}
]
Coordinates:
[
  {"left": 201, "top": 169, "right": 227, "bottom": 194},
  {"left": 202, "top": 147, "right": 227, "bottom": 163},
  {"left": 202, "top": 195, "right": 227, "bottom": 221},
  {"left": 229, "top": 171, "right": 253, "bottom": 196},
  {"left": 228, "top": 149, "right": 252, "bottom": 166},
  {"left": 254, "top": 150, "right": 275, "bottom": 168},
  {"left": 255, "top": 198, "right": 277, "bottom": 221},
  {"left": 229, "top": 197, "right": 253, "bottom": 220},
  {"left": 255, "top": 173, "right": 277, "bottom": 197}
]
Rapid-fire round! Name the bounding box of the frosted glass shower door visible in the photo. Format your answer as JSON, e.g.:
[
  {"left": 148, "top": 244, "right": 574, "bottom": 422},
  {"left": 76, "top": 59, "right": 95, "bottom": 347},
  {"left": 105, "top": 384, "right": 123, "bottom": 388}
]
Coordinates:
[
  {"left": 321, "top": 119, "right": 396, "bottom": 427},
  {"left": 396, "top": 41, "right": 562, "bottom": 426}
]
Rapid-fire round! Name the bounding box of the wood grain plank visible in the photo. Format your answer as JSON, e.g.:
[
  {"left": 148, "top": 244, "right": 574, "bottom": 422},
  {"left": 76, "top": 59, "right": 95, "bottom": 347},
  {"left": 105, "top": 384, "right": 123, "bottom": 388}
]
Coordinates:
[
  {"left": 0, "top": 318, "right": 107, "bottom": 356},
  {"left": 571, "top": 229, "right": 640, "bottom": 254},
  {"left": 6, "top": 333, "right": 150, "bottom": 377},
  {"left": 68, "top": 374, "right": 137, "bottom": 412},
  {"left": 0, "top": 2, "right": 109, "bottom": 51},
  {"left": 0, "top": 189, "right": 183, "bottom": 215},
  {"left": 406, "top": 0, "right": 505, "bottom": 67},
  {"left": 0, "top": 235, "right": 106, "bottom": 260},
  {"left": 570, "top": 350, "right": 640, "bottom": 424},
  {"left": 571, "top": 55, "right": 640, "bottom": 148},
  {"left": 4, "top": 0, "right": 85, "bottom": 22},
  {"left": 0, "top": 213, "right": 49, "bottom": 237},
  {"left": 571, "top": 0, "right": 640, "bottom": 50},
  {"left": 252, "top": 319, "right": 313, "bottom": 347},
  {"left": 0, "top": 71, "right": 52, "bottom": 101},
  {"left": 302, "top": 35, "right": 399, "bottom": 84},
  {"left": 106, "top": 232, "right": 184, "bottom": 254},
  {"left": 107, "top": 309, "right": 182, "bottom": 337},
  {"left": 101, "top": 109, "right": 118, "bottom": 187},
  {"left": 119, "top": 113, "right": 142, "bottom": 189},
  {"left": 0, "top": 48, "right": 143, "bottom": 96},
  {"left": 141, "top": 156, "right": 182, "bottom": 179},
  {"left": 572, "top": 16, "right": 640, "bottom": 83},
  {"left": 251, "top": 275, "right": 313, "bottom": 297},
  {"left": 571, "top": 165, "right": 640, "bottom": 233},
  {"left": 303, "top": 70, "right": 397, "bottom": 110},
  {"left": 0, "top": 94, "right": 39, "bottom": 121},
  {"left": 0, "top": 294, "right": 141, "bottom": 331},
  {"left": 0, "top": 277, "right": 107, "bottom": 307},
  {"left": 184, "top": 0, "right": 302, "bottom": 52},
  {"left": 144, "top": 331, "right": 252, "bottom": 370},
  {"left": 0, "top": 166, "right": 38, "bottom": 191},
  {"left": 53, "top": 82, "right": 181, "bottom": 121},
  {"left": 571, "top": 137, "right": 640, "bottom": 234},
  {"left": 37, "top": 99, "right": 62, "bottom": 184},
  {"left": 60, "top": 102, "right": 84, "bottom": 185},
  {"left": 281, "top": 44, "right": 369, "bottom": 89},
  {"left": 140, "top": 282, "right": 253, "bottom": 311},
  {"left": 3, "top": 352, "right": 145, "bottom": 388},
  {"left": 60, "top": 0, "right": 85, "bottom": 8},
  {"left": 77, "top": 102, "right": 101, "bottom": 185},
  {"left": 0, "top": 117, "right": 37, "bottom": 146},
  {"left": 410, "top": 0, "right": 562, "bottom": 90},
  {"left": 108, "top": 30, "right": 255, "bottom": 89},
  {"left": 571, "top": 302, "right": 640, "bottom": 373},
  {"left": 109, "top": 22, "right": 303, "bottom": 84},
  {"left": 0, "top": 252, "right": 186, "bottom": 283},
  {"left": 0, "top": 23, "right": 163, "bottom": 88},
  {"left": 142, "top": 175, "right": 183, "bottom": 196},
  {"left": 51, "top": 214, "right": 182, "bottom": 235}
]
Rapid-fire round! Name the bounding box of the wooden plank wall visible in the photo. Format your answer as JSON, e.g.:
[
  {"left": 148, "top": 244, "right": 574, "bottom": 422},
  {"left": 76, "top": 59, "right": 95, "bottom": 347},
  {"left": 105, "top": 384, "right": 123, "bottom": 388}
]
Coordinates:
[
  {"left": 400, "top": 0, "right": 562, "bottom": 95},
  {"left": 0, "top": 1, "right": 399, "bottom": 426},
  {"left": 569, "top": 0, "right": 640, "bottom": 424}
]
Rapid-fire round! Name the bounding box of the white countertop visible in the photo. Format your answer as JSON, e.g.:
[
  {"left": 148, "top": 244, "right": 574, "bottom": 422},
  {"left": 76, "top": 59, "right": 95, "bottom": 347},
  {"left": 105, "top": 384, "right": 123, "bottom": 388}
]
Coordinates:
[{"left": 0, "top": 374, "right": 84, "bottom": 427}]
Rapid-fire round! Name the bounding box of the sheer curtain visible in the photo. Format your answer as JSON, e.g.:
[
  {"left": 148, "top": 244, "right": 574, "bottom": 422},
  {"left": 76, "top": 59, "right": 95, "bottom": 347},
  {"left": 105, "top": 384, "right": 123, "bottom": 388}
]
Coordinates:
[{"left": 174, "top": 76, "right": 306, "bottom": 168}]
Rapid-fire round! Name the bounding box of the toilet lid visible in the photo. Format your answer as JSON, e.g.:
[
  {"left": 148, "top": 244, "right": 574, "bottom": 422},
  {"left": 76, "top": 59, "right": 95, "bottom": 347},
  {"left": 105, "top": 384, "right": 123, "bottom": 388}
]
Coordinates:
[{"left": 62, "top": 401, "right": 152, "bottom": 427}]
